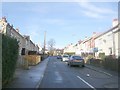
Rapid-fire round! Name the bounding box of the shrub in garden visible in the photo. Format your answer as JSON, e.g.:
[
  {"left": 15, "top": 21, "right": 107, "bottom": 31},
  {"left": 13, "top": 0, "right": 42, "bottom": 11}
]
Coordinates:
[
  {"left": 99, "top": 53, "right": 105, "bottom": 60},
  {"left": 118, "top": 56, "right": 120, "bottom": 72},
  {"left": 88, "top": 58, "right": 102, "bottom": 67},
  {"left": 118, "top": 56, "right": 120, "bottom": 60},
  {"left": 2, "top": 34, "right": 19, "bottom": 87},
  {"left": 85, "top": 55, "right": 94, "bottom": 64},
  {"left": 103, "top": 55, "right": 118, "bottom": 71}
]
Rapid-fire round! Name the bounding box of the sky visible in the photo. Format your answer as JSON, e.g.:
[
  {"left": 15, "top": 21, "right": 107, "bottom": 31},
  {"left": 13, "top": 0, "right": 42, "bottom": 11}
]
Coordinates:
[{"left": 1, "top": 1, "right": 118, "bottom": 49}]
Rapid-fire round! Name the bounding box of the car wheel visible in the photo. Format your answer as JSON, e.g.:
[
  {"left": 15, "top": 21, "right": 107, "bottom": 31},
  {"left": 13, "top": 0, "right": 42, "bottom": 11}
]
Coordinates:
[
  {"left": 82, "top": 65, "right": 85, "bottom": 67},
  {"left": 69, "top": 64, "right": 72, "bottom": 67}
]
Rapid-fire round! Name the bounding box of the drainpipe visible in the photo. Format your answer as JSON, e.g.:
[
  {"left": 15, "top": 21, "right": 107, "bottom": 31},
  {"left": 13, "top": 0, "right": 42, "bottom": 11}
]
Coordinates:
[{"left": 112, "top": 30, "right": 116, "bottom": 57}]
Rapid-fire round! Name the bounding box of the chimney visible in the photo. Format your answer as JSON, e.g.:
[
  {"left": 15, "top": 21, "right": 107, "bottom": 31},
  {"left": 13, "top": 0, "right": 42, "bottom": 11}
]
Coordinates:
[
  {"left": 112, "top": 19, "right": 118, "bottom": 27},
  {"left": 2, "top": 17, "right": 7, "bottom": 22},
  {"left": 16, "top": 28, "right": 19, "bottom": 32},
  {"left": 92, "top": 32, "right": 97, "bottom": 37}
]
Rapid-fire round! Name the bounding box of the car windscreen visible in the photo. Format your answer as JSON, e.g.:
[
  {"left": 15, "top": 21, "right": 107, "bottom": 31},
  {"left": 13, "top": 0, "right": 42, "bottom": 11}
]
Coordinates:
[
  {"left": 72, "top": 56, "right": 83, "bottom": 60},
  {"left": 63, "top": 56, "right": 69, "bottom": 58}
]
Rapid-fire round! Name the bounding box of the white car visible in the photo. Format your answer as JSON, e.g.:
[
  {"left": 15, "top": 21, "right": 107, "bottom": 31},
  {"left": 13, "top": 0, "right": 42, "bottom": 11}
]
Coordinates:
[{"left": 62, "top": 55, "right": 69, "bottom": 62}]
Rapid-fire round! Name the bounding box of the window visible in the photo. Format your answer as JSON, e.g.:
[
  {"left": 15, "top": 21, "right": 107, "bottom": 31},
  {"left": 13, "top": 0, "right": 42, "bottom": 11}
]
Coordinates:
[
  {"left": 11, "top": 33, "right": 13, "bottom": 37},
  {"left": 107, "top": 34, "right": 112, "bottom": 40},
  {"left": 21, "top": 48, "right": 25, "bottom": 55},
  {"left": 109, "top": 47, "right": 112, "bottom": 55},
  {"left": 73, "top": 56, "right": 82, "bottom": 59},
  {"left": 103, "top": 39, "right": 106, "bottom": 43},
  {"left": 63, "top": 55, "right": 69, "bottom": 58}
]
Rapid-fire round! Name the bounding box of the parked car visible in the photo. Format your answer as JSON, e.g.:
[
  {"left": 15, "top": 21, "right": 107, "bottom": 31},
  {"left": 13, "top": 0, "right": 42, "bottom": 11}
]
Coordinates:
[
  {"left": 68, "top": 55, "right": 85, "bottom": 67},
  {"left": 62, "top": 55, "right": 69, "bottom": 62},
  {"left": 57, "top": 55, "right": 62, "bottom": 59}
]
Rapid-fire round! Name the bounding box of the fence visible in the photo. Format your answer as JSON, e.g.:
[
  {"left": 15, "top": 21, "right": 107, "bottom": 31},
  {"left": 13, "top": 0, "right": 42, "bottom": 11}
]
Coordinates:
[
  {"left": 16, "top": 54, "right": 48, "bottom": 69},
  {"left": 22, "top": 55, "right": 41, "bottom": 69}
]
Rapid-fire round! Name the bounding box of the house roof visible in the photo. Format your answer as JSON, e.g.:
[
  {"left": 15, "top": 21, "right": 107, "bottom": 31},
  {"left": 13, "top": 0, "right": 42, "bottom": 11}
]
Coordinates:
[
  {"left": 7, "top": 23, "right": 24, "bottom": 39},
  {"left": 95, "top": 23, "right": 119, "bottom": 39}
]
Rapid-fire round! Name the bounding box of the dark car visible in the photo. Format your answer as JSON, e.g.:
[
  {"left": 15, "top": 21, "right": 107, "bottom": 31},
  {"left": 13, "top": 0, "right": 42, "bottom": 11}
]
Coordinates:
[
  {"left": 57, "top": 55, "right": 62, "bottom": 59},
  {"left": 68, "top": 55, "right": 85, "bottom": 67}
]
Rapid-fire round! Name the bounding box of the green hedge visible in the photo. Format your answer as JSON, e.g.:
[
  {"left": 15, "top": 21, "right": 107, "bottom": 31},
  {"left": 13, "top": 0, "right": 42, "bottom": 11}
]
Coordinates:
[
  {"left": 2, "top": 34, "right": 19, "bottom": 87},
  {"left": 102, "top": 56, "right": 118, "bottom": 71},
  {"left": 89, "top": 59, "right": 102, "bottom": 67},
  {"left": 99, "top": 53, "right": 105, "bottom": 60},
  {"left": 118, "top": 56, "right": 120, "bottom": 72},
  {"left": 88, "top": 55, "right": 118, "bottom": 72}
]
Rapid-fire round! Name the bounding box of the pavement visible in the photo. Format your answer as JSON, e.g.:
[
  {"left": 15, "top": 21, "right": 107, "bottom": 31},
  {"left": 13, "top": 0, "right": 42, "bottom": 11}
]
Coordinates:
[
  {"left": 85, "top": 64, "right": 118, "bottom": 77},
  {"left": 4, "top": 57, "right": 50, "bottom": 88}
]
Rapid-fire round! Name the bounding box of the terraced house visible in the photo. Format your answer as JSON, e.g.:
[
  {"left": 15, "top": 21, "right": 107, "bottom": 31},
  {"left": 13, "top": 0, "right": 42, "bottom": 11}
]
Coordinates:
[
  {"left": 63, "top": 19, "right": 120, "bottom": 59},
  {"left": 95, "top": 19, "right": 120, "bottom": 58},
  {"left": 0, "top": 17, "right": 40, "bottom": 66}
]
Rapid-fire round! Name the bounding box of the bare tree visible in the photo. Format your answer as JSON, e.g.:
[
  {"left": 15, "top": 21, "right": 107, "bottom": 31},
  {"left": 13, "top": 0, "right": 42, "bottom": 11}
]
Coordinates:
[{"left": 48, "top": 39, "right": 56, "bottom": 56}]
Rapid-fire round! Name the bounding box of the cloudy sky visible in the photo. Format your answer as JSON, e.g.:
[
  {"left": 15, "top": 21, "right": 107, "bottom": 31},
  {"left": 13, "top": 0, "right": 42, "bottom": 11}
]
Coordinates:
[{"left": 2, "top": 1, "right": 118, "bottom": 49}]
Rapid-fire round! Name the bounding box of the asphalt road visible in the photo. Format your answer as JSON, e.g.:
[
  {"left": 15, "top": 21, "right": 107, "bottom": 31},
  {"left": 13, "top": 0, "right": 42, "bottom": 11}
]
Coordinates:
[{"left": 39, "top": 56, "right": 118, "bottom": 89}]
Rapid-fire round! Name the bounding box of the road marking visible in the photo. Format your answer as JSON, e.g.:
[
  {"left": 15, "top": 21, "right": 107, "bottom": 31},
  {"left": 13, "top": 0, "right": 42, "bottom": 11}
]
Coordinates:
[
  {"left": 77, "top": 76, "right": 96, "bottom": 90},
  {"left": 86, "top": 66, "right": 112, "bottom": 76},
  {"left": 100, "top": 71, "right": 112, "bottom": 76},
  {"left": 54, "top": 71, "right": 63, "bottom": 83},
  {"left": 53, "top": 65, "right": 56, "bottom": 67},
  {"left": 65, "top": 62, "right": 67, "bottom": 64}
]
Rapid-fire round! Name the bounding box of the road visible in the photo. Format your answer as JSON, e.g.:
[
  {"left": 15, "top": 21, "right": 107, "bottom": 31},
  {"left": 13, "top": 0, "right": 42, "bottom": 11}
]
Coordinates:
[{"left": 39, "top": 56, "right": 118, "bottom": 89}]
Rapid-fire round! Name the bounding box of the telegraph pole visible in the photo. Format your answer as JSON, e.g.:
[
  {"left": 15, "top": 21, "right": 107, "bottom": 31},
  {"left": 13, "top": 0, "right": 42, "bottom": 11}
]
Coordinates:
[{"left": 43, "top": 31, "right": 46, "bottom": 59}]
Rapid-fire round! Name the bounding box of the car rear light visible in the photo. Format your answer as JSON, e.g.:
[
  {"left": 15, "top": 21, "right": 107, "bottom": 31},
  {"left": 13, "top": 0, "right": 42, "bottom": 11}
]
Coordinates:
[
  {"left": 72, "top": 59, "right": 79, "bottom": 62},
  {"left": 74, "top": 60, "right": 81, "bottom": 62}
]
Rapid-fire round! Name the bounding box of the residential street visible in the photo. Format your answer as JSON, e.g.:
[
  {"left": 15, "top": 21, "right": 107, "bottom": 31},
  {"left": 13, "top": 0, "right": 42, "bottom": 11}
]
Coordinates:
[
  {"left": 1, "top": 2, "right": 120, "bottom": 90},
  {"left": 39, "top": 56, "right": 118, "bottom": 89}
]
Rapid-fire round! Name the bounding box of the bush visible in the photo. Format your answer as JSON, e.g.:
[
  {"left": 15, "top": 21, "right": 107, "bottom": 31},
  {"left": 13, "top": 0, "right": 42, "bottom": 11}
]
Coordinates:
[
  {"left": 85, "top": 55, "right": 94, "bottom": 64},
  {"left": 87, "top": 55, "right": 94, "bottom": 59},
  {"left": 99, "top": 53, "right": 105, "bottom": 60},
  {"left": 118, "top": 56, "right": 120, "bottom": 72},
  {"left": 89, "top": 58, "right": 102, "bottom": 67},
  {"left": 118, "top": 56, "right": 120, "bottom": 60},
  {"left": 102, "top": 55, "right": 118, "bottom": 71},
  {"left": 2, "top": 34, "right": 19, "bottom": 87}
]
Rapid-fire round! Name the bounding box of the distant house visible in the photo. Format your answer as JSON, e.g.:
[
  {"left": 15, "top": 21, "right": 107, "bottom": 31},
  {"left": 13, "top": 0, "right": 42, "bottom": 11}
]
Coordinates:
[
  {"left": 74, "top": 32, "right": 99, "bottom": 57},
  {"left": 54, "top": 49, "right": 63, "bottom": 55},
  {"left": 63, "top": 43, "right": 76, "bottom": 55}
]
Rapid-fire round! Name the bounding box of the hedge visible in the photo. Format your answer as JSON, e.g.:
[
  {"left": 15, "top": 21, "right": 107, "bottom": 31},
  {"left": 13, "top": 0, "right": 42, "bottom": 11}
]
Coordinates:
[
  {"left": 102, "top": 56, "right": 118, "bottom": 71},
  {"left": 2, "top": 34, "right": 19, "bottom": 87},
  {"left": 89, "top": 58, "right": 102, "bottom": 67},
  {"left": 0, "top": 34, "right": 2, "bottom": 89},
  {"left": 88, "top": 55, "right": 119, "bottom": 72}
]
